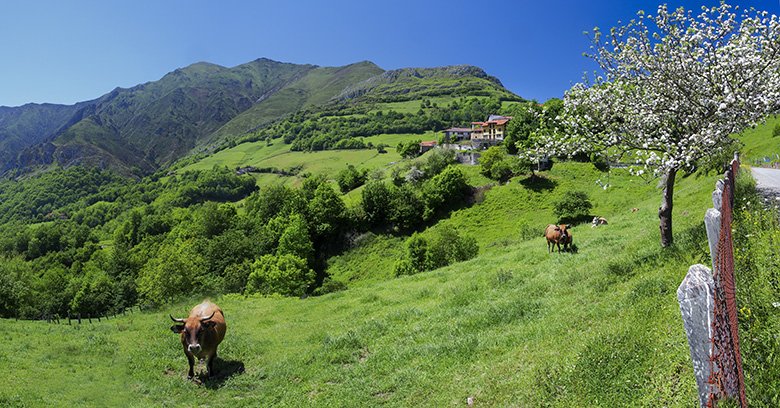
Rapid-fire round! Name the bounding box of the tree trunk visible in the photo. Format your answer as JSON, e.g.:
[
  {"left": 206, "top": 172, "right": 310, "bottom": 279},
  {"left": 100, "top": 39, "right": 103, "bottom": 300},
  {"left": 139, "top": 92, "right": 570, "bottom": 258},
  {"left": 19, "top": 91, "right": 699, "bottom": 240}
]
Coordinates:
[{"left": 659, "top": 168, "right": 677, "bottom": 247}]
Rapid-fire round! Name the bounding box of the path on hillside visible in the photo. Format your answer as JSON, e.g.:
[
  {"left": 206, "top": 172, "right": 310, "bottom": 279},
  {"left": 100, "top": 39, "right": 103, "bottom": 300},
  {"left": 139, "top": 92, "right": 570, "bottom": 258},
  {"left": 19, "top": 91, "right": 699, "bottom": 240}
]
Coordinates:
[{"left": 751, "top": 167, "right": 780, "bottom": 204}]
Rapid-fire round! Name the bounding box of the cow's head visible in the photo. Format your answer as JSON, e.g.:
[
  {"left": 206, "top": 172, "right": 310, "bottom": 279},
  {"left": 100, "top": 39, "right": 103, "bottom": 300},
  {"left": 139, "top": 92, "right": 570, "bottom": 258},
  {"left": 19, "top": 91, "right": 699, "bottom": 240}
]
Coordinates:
[
  {"left": 170, "top": 312, "right": 217, "bottom": 354},
  {"left": 559, "top": 224, "right": 569, "bottom": 237}
]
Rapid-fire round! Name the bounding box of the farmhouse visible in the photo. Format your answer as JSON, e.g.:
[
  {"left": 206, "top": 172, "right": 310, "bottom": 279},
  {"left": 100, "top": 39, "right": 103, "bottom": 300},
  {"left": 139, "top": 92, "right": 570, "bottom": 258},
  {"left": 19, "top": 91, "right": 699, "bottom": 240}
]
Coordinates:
[
  {"left": 470, "top": 114, "right": 512, "bottom": 148},
  {"left": 442, "top": 127, "right": 473, "bottom": 142},
  {"left": 419, "top": 140, "right": 438, "bottom": 153}
]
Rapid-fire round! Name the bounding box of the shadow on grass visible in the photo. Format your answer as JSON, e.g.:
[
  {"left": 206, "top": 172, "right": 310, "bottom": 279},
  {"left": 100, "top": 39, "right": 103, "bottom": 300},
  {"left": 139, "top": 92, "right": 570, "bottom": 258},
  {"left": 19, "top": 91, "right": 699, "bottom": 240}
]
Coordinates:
[
  {"left": 518, "top": 174, "right": 558, "bottom": 192},
  {"left": 202, "top": 358, "right": 245, "bottom": 389}
]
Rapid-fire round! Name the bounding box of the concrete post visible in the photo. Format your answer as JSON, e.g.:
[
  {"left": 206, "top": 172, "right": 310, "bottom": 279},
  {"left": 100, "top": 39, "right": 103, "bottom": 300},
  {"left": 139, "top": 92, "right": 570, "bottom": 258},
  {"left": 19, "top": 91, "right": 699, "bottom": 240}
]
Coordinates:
[
  {"left": 677, "top": 264, "right": 717, "bottom": 408},
  {"left": 704, "top": 208, "right": 721, "bottom": 272}
]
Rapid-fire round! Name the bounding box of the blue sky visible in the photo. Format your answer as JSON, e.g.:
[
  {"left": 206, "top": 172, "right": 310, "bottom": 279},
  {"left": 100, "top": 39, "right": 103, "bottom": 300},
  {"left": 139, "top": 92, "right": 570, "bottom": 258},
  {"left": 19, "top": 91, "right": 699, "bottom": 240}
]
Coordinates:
[{"left": 1, "top": 0, "right": 778, "bottom": 107}]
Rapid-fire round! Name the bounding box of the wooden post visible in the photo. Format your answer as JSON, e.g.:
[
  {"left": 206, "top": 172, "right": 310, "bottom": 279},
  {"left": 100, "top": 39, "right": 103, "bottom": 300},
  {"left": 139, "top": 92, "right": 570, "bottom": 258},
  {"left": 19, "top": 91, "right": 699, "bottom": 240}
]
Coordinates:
[{"left": 78, "top": 313, "right": 82, "bottom": 324}]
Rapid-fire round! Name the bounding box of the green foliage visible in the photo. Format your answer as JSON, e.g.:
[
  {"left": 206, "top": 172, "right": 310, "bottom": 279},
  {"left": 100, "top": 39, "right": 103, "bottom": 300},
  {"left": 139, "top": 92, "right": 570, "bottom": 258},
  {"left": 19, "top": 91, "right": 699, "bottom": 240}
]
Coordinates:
[
  {"left": 773, "top": 123, "right": 780, "bottom": 137},
  {"left": 397, "top": 139, "right": 422, "bottom": 159},
  {"left": 277, "top": 213, "right": 314, "bottom": 263},
  {"left": 136, "top": 239, "right": 203, "bottom": 305},
  {"left": 394, "top": 226, "right": 477, "bottom": 276},
  {"left": 308, "top": 183, "right": 348, "bottom": 242},
  {"left": 336, "top": 164, "right": 368, "bottom": 193},
  {"left": 173, "top": 166, "right": 257, "bottom": 206},
  {"left": 389, "top": 184, "right": 425, "bottom": 232},
  {"left": 732, "top": 172, "right": 780, "bottom": 405},
  {"left": 361, "top": 180, "right": 391, "bottom": 227},
  {"left": 479, "top": 145, "right": 528, "bottom": 182},
  {"left": 246, "top": 253, "right": 315, "bottom": 297},
  {"left": 553, "top": 190, "right": 593, "bottom": 223},
  {"left": 0, "top": 166, "right": 127, "bottom": 223},
  {"left": 422, "top": 166, "right": 470, "bottom": 220},
  {"left": 590, "top": 152, "right": 610, "bottom": 172}
]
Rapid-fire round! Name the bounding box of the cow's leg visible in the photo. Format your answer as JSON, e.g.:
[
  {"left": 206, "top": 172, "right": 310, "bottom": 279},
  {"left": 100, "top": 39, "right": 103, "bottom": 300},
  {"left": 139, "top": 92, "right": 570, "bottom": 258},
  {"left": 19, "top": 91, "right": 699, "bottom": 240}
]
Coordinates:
[
  {"left": 186, "top": 352, "right": 195, "bottom": 379},
  {"left": 207, "top": 351, "right": 217, "bottom": 378}
]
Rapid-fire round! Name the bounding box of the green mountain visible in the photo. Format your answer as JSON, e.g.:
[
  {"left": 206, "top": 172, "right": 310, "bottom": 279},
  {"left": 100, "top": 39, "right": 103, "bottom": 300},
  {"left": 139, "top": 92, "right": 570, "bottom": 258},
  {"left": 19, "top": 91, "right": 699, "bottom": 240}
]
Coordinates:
[
  {"left": 210, "top": 61, "right": 384, "bottom": 141},
  {"left": 0, "top": 102, "right": 87, "bottom": 173},
  {"left": 0, "top": 59, "right": 519, "bottom": 176},
  {"left": 337, "top": 65, "right": 516, "bottom": 102}
]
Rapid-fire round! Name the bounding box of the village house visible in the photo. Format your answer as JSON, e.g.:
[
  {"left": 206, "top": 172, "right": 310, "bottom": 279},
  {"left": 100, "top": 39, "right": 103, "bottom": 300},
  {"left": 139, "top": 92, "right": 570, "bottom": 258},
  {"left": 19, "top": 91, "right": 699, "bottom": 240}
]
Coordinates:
[
  {"left": 419, "top": 140, "right": 438, "bottom": 153},
  {"left": 441, "top": 127, "right": 473, "bottom": 142},
  {"left": 470, "top": 114, "right": 512, "bottom": 148}
]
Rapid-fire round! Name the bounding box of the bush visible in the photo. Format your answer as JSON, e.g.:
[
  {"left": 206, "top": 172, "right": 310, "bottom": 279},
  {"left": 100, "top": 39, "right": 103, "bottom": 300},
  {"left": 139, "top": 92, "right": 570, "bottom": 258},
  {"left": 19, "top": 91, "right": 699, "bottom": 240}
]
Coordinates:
[
  {"left": 773, "top": 123, "right": 780, "bottom": 137},
  {"left": 246, "top": 254, "right": 315, "bottom": 297},
  {"left": 362, "top": 181, "right": 391, "bottom": 227},
  {"left": 553, "top": 190, "right": 593, "bottom": 223},
  {"left": 394, "top": 227, "right": 478, "bottom": 276},
  {"left": 336, "top": 164, "right": 368, "bottom": 193},
  {"left": 590, "top": 152, "right": 610, "bottom": 172}
]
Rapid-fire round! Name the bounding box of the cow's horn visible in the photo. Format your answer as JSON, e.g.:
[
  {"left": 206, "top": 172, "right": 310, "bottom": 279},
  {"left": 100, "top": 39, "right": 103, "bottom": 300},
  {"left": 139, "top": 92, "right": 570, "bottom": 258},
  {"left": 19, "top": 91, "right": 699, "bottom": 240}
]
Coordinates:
[
  {"left": 200, "top": 311, "right": 216, "bottom": 323},
  {"left": 170, "top": 314, "right": 186, "bottom": 323}
]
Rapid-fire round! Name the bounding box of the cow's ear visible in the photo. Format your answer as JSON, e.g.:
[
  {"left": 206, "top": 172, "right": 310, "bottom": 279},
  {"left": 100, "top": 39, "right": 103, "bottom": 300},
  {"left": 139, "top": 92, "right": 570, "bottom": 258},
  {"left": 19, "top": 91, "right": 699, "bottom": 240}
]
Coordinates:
[
  {"left": 170, "top": 324, "right": 185, "bottom": 334},
  {"left": 202, "top": 321, "right": 216, "bottom": 329}
]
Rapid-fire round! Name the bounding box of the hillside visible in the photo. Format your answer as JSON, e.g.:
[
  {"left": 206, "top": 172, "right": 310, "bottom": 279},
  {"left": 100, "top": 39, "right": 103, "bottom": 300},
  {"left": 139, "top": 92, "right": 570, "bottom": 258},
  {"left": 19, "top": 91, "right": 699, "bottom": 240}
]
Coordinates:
[
  {"left": 1, "top": 59, "right": 519, "bottom": 177},
  {"left": 209, "top": 61, "right": 385, "bottom": 141},
  {"left": 337, "top": 65, "right": 517, "bottom": 102},
  {"left": 0, "top": 102, "right": 88, "bottom": 173},
  {"left": 0, "top": 162, "right": 717, "bottom": 406}
]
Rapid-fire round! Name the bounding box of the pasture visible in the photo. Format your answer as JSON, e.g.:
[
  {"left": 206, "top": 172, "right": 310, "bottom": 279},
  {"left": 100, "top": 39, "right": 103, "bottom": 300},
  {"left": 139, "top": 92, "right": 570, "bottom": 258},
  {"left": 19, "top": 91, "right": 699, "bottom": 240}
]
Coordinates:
[{"left": 1, "top": 162, "right": 721, "bottom": 407}]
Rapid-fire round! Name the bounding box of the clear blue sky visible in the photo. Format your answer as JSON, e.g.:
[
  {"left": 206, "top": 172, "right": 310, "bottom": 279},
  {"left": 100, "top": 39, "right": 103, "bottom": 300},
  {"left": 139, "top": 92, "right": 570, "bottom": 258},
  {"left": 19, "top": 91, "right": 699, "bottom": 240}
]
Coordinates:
[{"left": 1, "top": 0, "right": 778, "bottom": 107}]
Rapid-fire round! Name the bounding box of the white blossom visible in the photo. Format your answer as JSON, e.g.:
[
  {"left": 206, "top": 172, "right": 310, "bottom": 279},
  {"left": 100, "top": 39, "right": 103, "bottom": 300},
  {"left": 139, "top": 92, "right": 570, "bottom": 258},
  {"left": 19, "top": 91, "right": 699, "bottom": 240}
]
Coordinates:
[{"left": 533, "top": 3, "right": 780, "bottom": 176}]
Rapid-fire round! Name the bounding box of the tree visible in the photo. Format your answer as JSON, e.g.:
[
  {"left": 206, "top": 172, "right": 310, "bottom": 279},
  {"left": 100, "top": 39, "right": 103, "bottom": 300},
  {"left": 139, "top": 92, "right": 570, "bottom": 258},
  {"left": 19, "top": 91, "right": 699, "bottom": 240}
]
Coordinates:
[
  {"left": 397, "top": 140, "right": 423, "bottom": 159},
  {"left": 361, "top": 180, "right": 391, "bottom": 227},
  {"left": 307, "top": 183, "right": 347, "bottom": 242},
  {"left": 246, "top": 254, "right": 315, "bottom": 297},
  {"left": 479, "top": 145, "right": 527, "bottom": 182},
  {"left": 536, "top": 4, "right": 780, "bottom": 246},
  {"left": 553, "top": 191, "right": 593, "bottom": 224},
  {"left": 422, "top": 166, "right": 470, "bottom": 220},
  {"left": 336, "top": 164, "right": 368, "bottom": 193}
]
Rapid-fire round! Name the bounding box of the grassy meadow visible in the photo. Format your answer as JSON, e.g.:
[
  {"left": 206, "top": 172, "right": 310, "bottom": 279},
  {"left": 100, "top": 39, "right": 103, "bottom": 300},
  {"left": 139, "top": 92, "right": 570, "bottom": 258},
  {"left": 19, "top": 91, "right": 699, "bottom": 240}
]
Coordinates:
[{"left": 1, "top": 162, "right": 722, "bottom": 407}]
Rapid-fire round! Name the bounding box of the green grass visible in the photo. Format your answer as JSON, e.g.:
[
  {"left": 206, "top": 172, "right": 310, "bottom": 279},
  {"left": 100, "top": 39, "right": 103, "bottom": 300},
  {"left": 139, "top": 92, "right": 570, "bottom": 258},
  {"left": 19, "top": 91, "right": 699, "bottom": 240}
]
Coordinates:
[
  {"left": 180, "top": 134, "right": 436, "bottom": 187},
  {"left": 1, "top": 162, "right": 721, "bottom": 407},
  {"left": 737, "top": 115, "right": 780, "bottom": 165}
]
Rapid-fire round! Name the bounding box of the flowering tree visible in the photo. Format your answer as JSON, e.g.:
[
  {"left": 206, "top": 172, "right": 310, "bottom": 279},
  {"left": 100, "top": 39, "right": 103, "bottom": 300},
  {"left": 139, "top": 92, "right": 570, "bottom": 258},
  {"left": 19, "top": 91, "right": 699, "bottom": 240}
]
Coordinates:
[{"left": 538, "top": 3, "right": 780, "bottom": 246}]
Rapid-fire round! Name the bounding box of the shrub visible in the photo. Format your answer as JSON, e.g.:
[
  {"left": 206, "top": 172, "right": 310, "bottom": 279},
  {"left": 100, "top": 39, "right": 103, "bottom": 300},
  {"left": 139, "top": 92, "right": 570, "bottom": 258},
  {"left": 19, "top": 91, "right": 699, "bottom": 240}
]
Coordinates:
[
  {"left": 336, "top": 164, "right": 368, "bottom": 193},
  {"left": 246, "top": 254, "right": 315, "bottom": 297},
  {"left": 590, "top": 152, "right": 610, "bottom": 172},
  {"left": 773, "top": 123, "right": 780, "bottom": 137},
  {"left": 553, "top": 190, "right": 593, "bottom": 223},
  {"left": 394, "top": 227, "right": 478, "bottom": 276},
  {"left": 362, "top": 180, "right": 391, "bottom": 227}
]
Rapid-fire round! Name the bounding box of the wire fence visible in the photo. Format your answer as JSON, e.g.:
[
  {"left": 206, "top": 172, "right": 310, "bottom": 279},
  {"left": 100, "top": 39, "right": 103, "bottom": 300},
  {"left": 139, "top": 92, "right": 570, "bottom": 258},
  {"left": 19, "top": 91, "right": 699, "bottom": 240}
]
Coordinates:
[{"left": 707, "top": 157, "right": 747, "bottom": 407}]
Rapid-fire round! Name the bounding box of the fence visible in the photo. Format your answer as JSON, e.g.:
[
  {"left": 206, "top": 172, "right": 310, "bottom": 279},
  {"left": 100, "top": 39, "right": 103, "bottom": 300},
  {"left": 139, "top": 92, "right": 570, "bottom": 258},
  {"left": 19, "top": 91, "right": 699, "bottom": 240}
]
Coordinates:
[
  {"left": 677, "top": 153, "right": 746, "bottom": 407},
  {"left": 35, "top": 303, "right": 152, "bottom": 325}
]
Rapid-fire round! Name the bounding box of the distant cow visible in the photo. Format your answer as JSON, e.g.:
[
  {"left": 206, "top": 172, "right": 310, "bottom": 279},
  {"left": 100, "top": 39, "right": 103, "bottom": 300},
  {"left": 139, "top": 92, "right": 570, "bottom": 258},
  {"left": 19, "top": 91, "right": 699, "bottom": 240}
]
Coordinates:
[
  {"left": 559, "top": 224, "right": 573, "bottom": 251},
  {"left": 545, "top": 224, "right": 570, "bottom": 253},
  {"left": 170, "top": 301, "right": 227, "bottom": 379},
  {"left": 591, "top": 216, "right": 608, "bottom": 227}
]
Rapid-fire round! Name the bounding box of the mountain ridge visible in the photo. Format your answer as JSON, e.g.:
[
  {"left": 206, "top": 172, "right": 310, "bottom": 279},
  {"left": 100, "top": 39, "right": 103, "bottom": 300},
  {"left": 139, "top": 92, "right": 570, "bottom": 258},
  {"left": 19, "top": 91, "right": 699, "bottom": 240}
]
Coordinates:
[{"left": 0, "top": 58, "right": 520, "bottom": 176}]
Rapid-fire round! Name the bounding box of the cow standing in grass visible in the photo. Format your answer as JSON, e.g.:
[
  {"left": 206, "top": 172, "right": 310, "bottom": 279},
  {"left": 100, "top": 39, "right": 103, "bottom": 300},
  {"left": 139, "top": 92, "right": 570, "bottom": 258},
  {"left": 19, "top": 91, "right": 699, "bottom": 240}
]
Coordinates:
[
  {"left": 559, "top": 225, "right": 572, "bottom": 252},
  {"left": 545, "top": 224, "right": 570, "bottom": 253},
  {"left": 170, "top": 301, "right": 227, "bottom": 380}
]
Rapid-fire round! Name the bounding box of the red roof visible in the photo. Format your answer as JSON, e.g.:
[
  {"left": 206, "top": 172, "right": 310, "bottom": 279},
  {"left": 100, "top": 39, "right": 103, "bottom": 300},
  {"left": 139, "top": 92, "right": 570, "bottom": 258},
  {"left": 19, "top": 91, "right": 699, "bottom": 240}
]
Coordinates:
[
  {"left": 420, "top": 141, "right": 438, "bottom": 147},
  {"left": 443, "top": 127, "right": 473, "bottom": 132}
]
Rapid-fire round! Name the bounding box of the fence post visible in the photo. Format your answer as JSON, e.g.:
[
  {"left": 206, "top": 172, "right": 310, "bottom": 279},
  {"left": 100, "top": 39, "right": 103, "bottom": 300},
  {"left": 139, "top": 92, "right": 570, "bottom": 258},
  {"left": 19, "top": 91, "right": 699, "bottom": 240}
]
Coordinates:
[
  {"left": 77, "top": 313, "right": 81, "bottom": 324},
  {"left": 678, "top": 264, "right": 717, "bottom": 408}
]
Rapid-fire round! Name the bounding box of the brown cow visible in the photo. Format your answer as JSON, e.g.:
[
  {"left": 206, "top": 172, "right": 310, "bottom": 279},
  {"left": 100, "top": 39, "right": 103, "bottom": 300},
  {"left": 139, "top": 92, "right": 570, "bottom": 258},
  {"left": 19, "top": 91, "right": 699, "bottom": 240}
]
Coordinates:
[
  {"left": 170, "top": 301, "right": 227, "bottom": 380},
  {"left": 559, "top": 224, "right": 573, "bottom": 252},
  {"left": 545, "top": 224, "right": 571, "bottom": 253}
]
